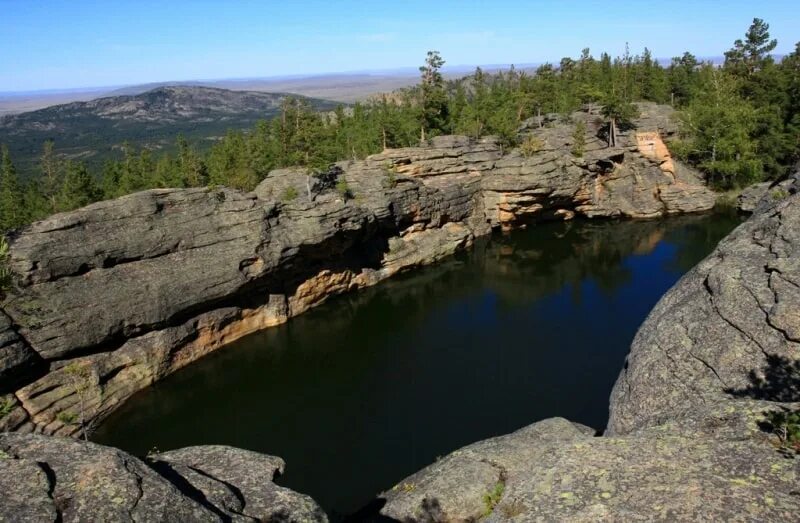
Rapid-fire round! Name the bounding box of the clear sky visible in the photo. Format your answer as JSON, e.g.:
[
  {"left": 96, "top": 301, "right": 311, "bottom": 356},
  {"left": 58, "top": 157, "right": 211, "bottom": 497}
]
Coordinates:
[{"left": 1, "top": 0, "right": 798, "bottom": 92}]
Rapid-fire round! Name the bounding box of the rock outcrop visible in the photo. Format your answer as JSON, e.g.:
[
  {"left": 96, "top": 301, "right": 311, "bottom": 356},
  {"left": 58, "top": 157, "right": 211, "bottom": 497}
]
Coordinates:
[
  {"left": 737, "top": 161, "right": 800, "bottom": 214},
  {"left": 0, "top": 432, "right": 326, "bottom": 522},
  {"left": 0, "top": 104, "right": 714, "bottom": 437},
  {"left": 373, "top": 193, "right": 800, "bottom": 521}
]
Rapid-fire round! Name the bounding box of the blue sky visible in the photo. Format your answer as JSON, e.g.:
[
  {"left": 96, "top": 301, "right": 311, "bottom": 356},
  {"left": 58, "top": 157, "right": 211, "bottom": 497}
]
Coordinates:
[{"left": 1, "top": 0, "right": 798, "bottom": 92}]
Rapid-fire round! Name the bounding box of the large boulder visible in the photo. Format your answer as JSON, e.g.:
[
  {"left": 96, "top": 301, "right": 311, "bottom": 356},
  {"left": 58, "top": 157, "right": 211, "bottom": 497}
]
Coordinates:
[
  {"left": 608, "top": 191, "right": 800, "bottom": 435},
  {"left": 0, "top": 433, "right": 326, "bottom": 522},
  {"left": 377, "top": 414, "right": 799, "bottom": 522}
]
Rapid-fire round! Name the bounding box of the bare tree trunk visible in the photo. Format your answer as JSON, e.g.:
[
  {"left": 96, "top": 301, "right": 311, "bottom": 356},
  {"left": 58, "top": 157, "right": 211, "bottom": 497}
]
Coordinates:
[
  {"left": 382, "top": 128, "right": 387, "bottom": 151},
  {"left": 306, "top": 175, "right": 312, "bottom": 201},
  {"left": 420, "top": 125, "right": 426, "bottom": 144},
  {"left": 537, "top": 107, "right": 542, "bottom": 129},
  {"left": 609, "top": 118, "right": 617, "bottom": 148}
]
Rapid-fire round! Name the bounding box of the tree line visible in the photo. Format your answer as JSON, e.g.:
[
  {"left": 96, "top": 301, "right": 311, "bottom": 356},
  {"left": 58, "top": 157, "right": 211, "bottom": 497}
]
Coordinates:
[{"left": 1, "top": 18, "right": 798, "bottom": 233}]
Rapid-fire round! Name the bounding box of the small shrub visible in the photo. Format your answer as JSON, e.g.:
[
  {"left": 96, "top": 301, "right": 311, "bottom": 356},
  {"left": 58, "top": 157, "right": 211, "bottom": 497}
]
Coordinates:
[
  {"left": 765, "top": 409, "right": 800, "bottom": 454},
  {"left": 336, "top": 179, "right": 353, "bottom": 200},
  {"left": 57, "top": 411, "right": 78, "bottom": 425},
  {"left": 383, "top": 169, "right": 398, "bottom": 189},
  {"left": 519, "top": 136, "right": 545, "bottom": 158},
  {"left": 0, "top": 397, "right": 14, "bottom": 419},
  {"left": 0, "top": 237, "right": 12, "bottom": 298},
  {"left": 483, "top": 482, "right": 505, "bottom": 516},
  {"left": 571, "top": 121, "right": 587, "bottom": 157},
  {"left": 771, "top": 189, "right": 789, "bottom": 201},
  {"left": 281, "top": 186, "right": 298, "bottom": 202}
]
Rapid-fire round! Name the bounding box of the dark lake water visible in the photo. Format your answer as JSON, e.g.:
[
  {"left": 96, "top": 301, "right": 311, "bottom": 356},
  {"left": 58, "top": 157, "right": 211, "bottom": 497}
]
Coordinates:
[{"left": 94, "top": 213, "right": 741, "bottom": 518}]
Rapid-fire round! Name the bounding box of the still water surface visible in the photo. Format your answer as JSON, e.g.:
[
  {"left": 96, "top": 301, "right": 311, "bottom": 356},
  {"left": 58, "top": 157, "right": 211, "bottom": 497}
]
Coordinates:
[{"left": 94, "top": 213, "right": 740, "bottom": 517}]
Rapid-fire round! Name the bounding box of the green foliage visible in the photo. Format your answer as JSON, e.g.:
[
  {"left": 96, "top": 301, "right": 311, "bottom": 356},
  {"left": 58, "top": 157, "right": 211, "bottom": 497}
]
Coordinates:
[
  {"left": 0, "top": 236, "right": 12, "bottom": 298},
  {"left": 520, "top": 135, "right": 545, "bottom": 158},
  {"left": 382, "top": 165, "right": 398, "bottom": 189},
  {"left": 771, "top": 189, "right": 789, "bottom": 201},
  {"left": 336, "top": 179, "right": 353, "bottom": 200},
  {"left": 2, "top": 26, "right": 799, "bottom": 230},
  {"left": 675, "top": 66, "right": 762, "bottom": 189},
  {"left": 0, "top": 396, "right": 13, "bottom": 419},
  {"left": 0, "top": 145, "right": 24, "bottom": 232},
  {"left": 56, "top": 411, "right": 78, "bottom": 425},
  {"left": 724, "top": 18, "right": 778, "bottom": 77},
  {"left": 281, "top": 186, "right": 298, "bottom": 202},
  {"left": 571, "top": 121, "right": 587, "bottom": 157},
  {"left": 764, "top": 409, "right": 800, "bottom": 454},
  {"left": 419, "top": 51, "right": 449, "bottom": 137},
  {"left": 483, "top": 482, "right": 505, "bottom": 516}
]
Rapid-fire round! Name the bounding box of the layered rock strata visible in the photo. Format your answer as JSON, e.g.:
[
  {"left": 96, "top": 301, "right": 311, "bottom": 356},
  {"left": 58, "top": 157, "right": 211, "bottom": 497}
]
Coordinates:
[{"left": 0, "top": 103, "right": 714, "bottom": 437}]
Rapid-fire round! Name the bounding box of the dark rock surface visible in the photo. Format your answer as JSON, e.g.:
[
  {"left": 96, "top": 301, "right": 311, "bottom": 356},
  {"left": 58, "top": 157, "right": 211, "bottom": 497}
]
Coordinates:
[
  {"left": 0, "top": 311, "right": 43, "bottom": 393},
  {"left": 0, "top": 433, "right": 326, "bottom": 522}
]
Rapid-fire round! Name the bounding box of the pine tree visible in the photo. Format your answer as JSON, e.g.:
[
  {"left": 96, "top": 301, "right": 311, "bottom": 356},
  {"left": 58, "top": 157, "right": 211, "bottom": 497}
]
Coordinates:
[
  {"left": 57, "top": 162, "right": 101, "bottom": 212},
  {"left": 676, "top": 66, "right": 760, "bottom": 188},
  {"left": 40, "top": 140, "right": 63, "bottom": 213},
  {"left": 419, "top": 51, "right": 449, "bottom": 139},
  {"left": 725, "top": 18, "right": 778, "bottom": 77},
  {"left": 601, "top": 93, "right": 639, "bottom": 147},
  {"left": 0, "top": 145, "right": 24, "bottom": 232}
]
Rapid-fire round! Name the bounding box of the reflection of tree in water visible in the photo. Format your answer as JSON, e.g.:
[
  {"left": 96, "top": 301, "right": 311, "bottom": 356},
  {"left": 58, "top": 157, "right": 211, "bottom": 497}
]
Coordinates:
[
  {"left": 662, "top": 213, "right": 743, "bottom": 273},
  {"left": 473, "top": 216, "right": 724, "bottom": 308},
  {"left": 321, "top": 213, "right": 740, "bottom": 326}
]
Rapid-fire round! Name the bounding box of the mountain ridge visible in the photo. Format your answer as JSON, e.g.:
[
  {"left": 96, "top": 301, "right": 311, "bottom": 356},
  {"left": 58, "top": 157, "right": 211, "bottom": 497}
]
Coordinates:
[{"left": 0, "top": 85, "right": 339, "bottom": 173}]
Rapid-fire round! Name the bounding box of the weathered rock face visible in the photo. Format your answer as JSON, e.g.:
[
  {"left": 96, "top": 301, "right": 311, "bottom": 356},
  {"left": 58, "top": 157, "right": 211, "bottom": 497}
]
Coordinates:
[
  {"left": 377, "top": 413, "right": 799, "bottom": 522},
  {"left": 375, "top": 192, "right": 800, "bottom": 522},
  {"left": 608, "top": 191, "right": 800, "bottom": 435},
  {"left": 737, "top": 161, "right": 800, "bottom": 214},
  {"left": 0, "top": 433, "right": 326, "bottom": 522},
  {"left": 0, "top": 103, "right": 713, "bottom": 437}
]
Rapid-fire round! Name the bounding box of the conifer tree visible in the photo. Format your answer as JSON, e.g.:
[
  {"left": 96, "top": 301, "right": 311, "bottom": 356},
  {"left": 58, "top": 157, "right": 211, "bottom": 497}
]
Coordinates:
[
  {"left": 0, "top": 145, "right": 24, "bottom": 232},
  {"left": 57, "top": 162, "right": 101, "bottom": 212},
  {"left": 419, "top": 51, "right": 449, "bottom": 139}
]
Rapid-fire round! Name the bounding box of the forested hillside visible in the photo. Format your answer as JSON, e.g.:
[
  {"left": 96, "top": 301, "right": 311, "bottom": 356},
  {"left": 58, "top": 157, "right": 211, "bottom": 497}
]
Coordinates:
[
  {"left": 0, "top": 18, "right": 797, "bottom": 234},
  {"left": 0, "top": 86, "right": 339, "bottom": 174}
]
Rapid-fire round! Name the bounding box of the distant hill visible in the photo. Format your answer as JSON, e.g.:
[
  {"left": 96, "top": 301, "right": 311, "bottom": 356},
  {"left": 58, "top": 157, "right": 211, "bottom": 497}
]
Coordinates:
[{"left": 0, "top": 86, "right": 339, "bottom": 175}]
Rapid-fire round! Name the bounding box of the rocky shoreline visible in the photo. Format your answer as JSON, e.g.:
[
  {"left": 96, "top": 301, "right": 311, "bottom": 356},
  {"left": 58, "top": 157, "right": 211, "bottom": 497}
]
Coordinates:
[
  {"left": 3, "top": 103, "right": 773, "bottom": 521},
  {"left": 378, "top": 187, "right": 800, "bottom": 521},
  {"left": 0, "top": 103, "right": 713, "bottom": 437}
]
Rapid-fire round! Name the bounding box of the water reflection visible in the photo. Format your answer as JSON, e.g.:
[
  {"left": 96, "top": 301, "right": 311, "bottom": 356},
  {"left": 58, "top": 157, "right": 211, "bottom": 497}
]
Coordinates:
[{"left": 94, "top": 213, "right": 740, "bottom": 518}]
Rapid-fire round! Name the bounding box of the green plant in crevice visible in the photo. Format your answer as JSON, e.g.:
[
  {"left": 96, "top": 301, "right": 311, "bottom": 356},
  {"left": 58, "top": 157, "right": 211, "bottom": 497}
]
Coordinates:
[
  {"left": 765, "top": 409, "right": 800, "bottom": 455},
  {"left": 483, "top": 482, "right": 505, "bottom": 516},
  {"left": 519, "top": 136, "right": 545, "bottom": 158},
  {"left": 62, "top": 361, "right": 99, "bottom": 441},
  {"left": 336, "top": 179, "right": 353, "bottom": 200},
  {"left": 0, "top": 396, "right": 14, "bottom": 419},
  {"left": 56, "top": 411, "right": 78, "bottom": 425},
  {"left": 281, "top": 186, "right": 299, "bottom": 202},
  {"left": 571, "top": 120, "right": 587, "bottom": 157},
  {"left": 0, "top": 236, "right": 12, "bottom": 298},
  {"left": 771, "top": 189, "right": 790, "bottom": 201}
]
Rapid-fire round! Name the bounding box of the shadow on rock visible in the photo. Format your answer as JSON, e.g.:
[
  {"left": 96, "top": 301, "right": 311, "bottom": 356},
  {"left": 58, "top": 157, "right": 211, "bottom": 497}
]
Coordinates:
[{"left": 725, "top": 354, "right": 800, "bottom": 402}]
